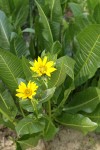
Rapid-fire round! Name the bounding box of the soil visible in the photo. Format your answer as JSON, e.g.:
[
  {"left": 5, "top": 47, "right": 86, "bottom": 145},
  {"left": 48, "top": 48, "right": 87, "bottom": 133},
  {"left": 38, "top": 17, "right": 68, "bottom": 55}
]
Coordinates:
[{"left": 0, "top": 126, "right": 100, "bottom": 150}]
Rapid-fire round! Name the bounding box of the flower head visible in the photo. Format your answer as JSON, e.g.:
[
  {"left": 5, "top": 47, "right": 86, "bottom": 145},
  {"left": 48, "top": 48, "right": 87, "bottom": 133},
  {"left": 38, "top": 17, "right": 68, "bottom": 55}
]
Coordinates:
[
  {"left": 16, "top": 81, "right": 38, "bottom": 100},
  {"left": 30, "top": 56, "right": 56, "bottom": 77}
]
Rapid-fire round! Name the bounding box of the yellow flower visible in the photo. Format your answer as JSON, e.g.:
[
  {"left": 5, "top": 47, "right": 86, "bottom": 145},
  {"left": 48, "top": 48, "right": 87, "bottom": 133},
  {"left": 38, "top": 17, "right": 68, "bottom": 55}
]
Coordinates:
[
  {"left": 16, "top": 81, "right": 38, "bottom": 100},
  {"left": 30, "top": 56, "right": 56, "bottom": 77}
]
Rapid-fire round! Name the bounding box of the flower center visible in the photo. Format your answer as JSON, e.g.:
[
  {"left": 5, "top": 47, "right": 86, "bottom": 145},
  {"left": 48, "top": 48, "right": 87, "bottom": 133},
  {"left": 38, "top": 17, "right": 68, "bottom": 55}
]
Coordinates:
[
  {"left": 39, "top": 66, "right": 47, "bottom": 74},
  {"left": 24, "top": 88, "right": 32, "bottom": 96}
]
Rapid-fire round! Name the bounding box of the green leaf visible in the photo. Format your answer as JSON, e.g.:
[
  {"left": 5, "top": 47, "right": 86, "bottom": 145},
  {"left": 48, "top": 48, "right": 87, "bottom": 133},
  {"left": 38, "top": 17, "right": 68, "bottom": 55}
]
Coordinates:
[
  {"left": 65, "top": 87, "right": 100, "bottom": 113},
  {"left": 17, "top": 134, "right": 40, "bottom": 150},
  {"left": 11, "top": 36, "right": 28, "bottom": 58},
  {"left": 12, "top": 0, "right": 29, "bottom": 27},
  {"left": 48, "top": 55, "right": 75, "bottom": 88},
  {"left": 39, "top": 87, "right": 56, "bottom": 104},
  {"left": 50, "top": 0, "right": 62, "bottom": 23},
  {"left": 35, "top": 0, "right": 53, "bottom": 49},
  {"left": 56, "top": 113, "right": 98, "bottom": 134},
  {"left": 0, "top": 10, "right": 12, "bottom": 50},
  {"left": 0, "top": 49, "right": 24, "bottom": 92},
  {"left": 50, "top": 0, "right": 62, "bottom": 40},
  {"left": 0, "top": 93, "right": 11, "bottom": 118},
  {"left": 13, "top": 5, "right": 29, "bottom": 27},
  {"left": 57, "top": 85, "right": 74, "bottom": 109},
  {"left": 19, "top": 99, "right": 33, "bottom": 112},
  {"left": 87, "top": 0, "right": 100, "bottom": 13},
  {"left": 85, "top": 104, "right": 100, "bottom": 132},
  {"left": 22, "top": 57, "right": 33, "bottom": 80},
  {"left": 16, "top": 117, "right": 45, "bottom": 136},
  {"left": 74, "top": 25, "right": 100, "bottom": 87},
  {"left": 0, "top": 119, "right": 15, "bottom": 130},
  {"left": 61, "top": 0, "right": 68, "bottom": 4},
  {"left": 22, "top": 28, "right": 35, "bottom": 34},
  {"left": 0, "top": 0, "right": 14, "bottom": 15},
  {"left": 93, "top": 3, "right": 100, "bottom": 24},
  {"left": 50, "top": 41, "right": 62, "bottom": 55},
  {"left": 0, "top": 80, "right": 5, "bottom": 92},
  {"left": 1, "top": 90, "right": 17, "bottom": 118},
  {"left": 0, "top": 92, "right": 16, "bottom": 127},
  {"left": 69, "top": 2, "right": 83, "bottom": 17},
  {"left": 13, "top": 0, "right": 28, "bottom": 8},
  {"left": 44, "top": 118, "right": 58, "bottom": 141}
]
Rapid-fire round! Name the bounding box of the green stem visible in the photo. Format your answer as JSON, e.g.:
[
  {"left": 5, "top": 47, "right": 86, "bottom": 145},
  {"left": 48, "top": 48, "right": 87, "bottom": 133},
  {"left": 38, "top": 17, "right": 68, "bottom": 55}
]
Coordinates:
[
  {"left": 31, "top": 99, "right": 38, "bottom": 118},
  {"left": 19, "top": 103, "right": 25, "bottom": 118},
  {"left": 48, "top": 100, "right": 51, "bottom": 118},
  {"left": 42, "top": 77, "right": 48, "bottom": 89}
]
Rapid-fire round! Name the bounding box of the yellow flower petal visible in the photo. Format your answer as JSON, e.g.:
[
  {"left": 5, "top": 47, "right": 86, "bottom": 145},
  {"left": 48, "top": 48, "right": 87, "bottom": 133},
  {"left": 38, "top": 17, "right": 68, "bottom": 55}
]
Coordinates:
[
  {"left": 38, "top": 57, "right": 42, "bottom": 65},
  {"left": 46, "top": 72, "right": 51, "bottom": 77},
  {"left": 43, "top": 56, "right": 47, "bottom": 65},
  {"left": 30, "top": 56, "right": 57, "bottom": 77},
  {"left": 46, "top": 61, "right": 54, "bottom": 67},
  {"left": 16, "top": 81, "right": 38, "bottom": 100}
]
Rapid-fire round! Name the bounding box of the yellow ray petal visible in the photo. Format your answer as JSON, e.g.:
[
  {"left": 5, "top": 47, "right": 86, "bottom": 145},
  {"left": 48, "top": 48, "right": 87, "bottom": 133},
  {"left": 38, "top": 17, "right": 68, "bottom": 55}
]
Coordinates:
[
  {"left": 46, "top": 61, "right": 54, "bottom": 68},
  {"left": 43, "top": 56, "right": 47, "bottom": 65},
  {"left": 38, "top": 57, "right": 43, "bottom": 65}
]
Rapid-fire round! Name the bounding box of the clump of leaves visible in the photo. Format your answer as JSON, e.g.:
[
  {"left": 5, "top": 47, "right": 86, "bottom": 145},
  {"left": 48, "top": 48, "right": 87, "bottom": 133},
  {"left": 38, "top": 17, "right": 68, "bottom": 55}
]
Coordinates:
[{"left": 0, "top": 0, "right": 100, "bottom": 149}]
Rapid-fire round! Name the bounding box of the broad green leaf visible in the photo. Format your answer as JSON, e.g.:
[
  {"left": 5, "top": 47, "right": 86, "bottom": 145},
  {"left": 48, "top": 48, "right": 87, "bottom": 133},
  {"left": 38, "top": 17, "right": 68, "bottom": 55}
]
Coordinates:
[
  {"left": 56, "top": 113, "right": 98, "bottom": 134},
  {"left": 16, "top": 143, "right": 22, "bottom": 150},
  {"left": 11, "top": 36, "right": 28, "bottom": 58},
  {"left": 0, "top": 80, "right": 5, "bottom": 92},
  {"left": 13, "top": 0, "right": 28, "bottom": 9},
  {"left": 87, "top": 0, "right": 100, "bottom": 13},
  {"left": 50, "top": 41, "right": 62, "bottom": 55},
  {"left": 0, "top": 0, "right": 14, "bottom": 15},
  {"left": 35, "top": 19, "right": 45, "bottom": 51},
  {"left": 61, "top": 0, "right": 68, "bottom": 4},
  {"left": 0, "top": 115, "right": 4, "bottom": 125},
  {"left": 13, "top": 5, "right": 29, "bottom": 27},
  {"left": 50, "top": 86, "right": 62, "bottom": 105},
  {"left": 98, "top": 78, "right": 100, "bottom": 88},
  {"left": 48, "top": 55, "right": 75, "bottom": 88},
  {"left": 0, "top": 117, "right": 15, "bottom": 130},
  {"left": 22, "top": 57, "right": 33, "bottom": 80},
  {"left": 85, "top": 104, "right": 100, "bottom": 132},
  {"left": 50, "top": 0, "right": 62, "bottom": 22},
  {"left": 93, "top": 3, "right": 100, "bottom": 24},
  {"left": 2, "top": 90, "right": 17, "bottom": 118},
  {"left": 36, "top": 0, "right": 50, "bottom": 16},
  {"left": 35, "top": 0, "right": 53, "bottom": 49},
  {"left": 0, "top": 93, "right": 11, "bottom": 118},
  {"left": 44, "top": 118, "right": 58, "bottom": 141},
  {"left": 0, "top": 92, "right": 16, "bottom": 126},
  {"left": 50, "top": 0, "right": 62, "bottom": 40},
  {"left": 16, "top": 117, "right": 45, "bottom": 136},
  {"left": 0, "top": 49, "right": 24, "bottom": 92},
  {"left": 65, "top": 87, "right": 100, "bottom": 113},
  {"left": 58, "top": 85, "right": 73, "bottom": 109},
  {"left": 69, "top": 2, "right": 83, "bottom": 17},
  {"left": 19, "top": 99, "right": 33, "bottom": 112},
  {"left": 74, "top": 25, "right": 100, "bottom": 87},
  {"left": 22, "top": 28, "right": 35, "bottom": 34},
  {"left": 0, "top": 10, "right": 12, "bottom": 50},
  {"left": 39, "top": 87, "right": 56, "bottom": 104},
  {"left": 17, "top": 134, "right": 40, "bottom": 150}
]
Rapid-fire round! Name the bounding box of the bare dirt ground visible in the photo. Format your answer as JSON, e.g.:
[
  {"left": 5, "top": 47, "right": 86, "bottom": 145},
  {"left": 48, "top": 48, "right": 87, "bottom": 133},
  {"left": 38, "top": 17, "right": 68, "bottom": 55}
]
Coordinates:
[{"left": 0, "top": 126, "right": 100, "bottom": 150}]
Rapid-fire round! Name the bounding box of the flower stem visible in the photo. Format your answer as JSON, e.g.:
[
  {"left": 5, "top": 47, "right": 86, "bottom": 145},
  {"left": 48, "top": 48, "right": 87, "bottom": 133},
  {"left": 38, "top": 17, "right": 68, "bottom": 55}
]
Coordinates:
[
  {"left": 48, "top": 100, "right": 51, "bottom": 118},
  {"left": 31, "top": 99, "right": 38, "bottom": 118},
  {"left": 42, "top": 76, "right": 48, "bottom": 89},
  {"left": 19, "top": 103, "right": 25, "bottom": 118}
]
